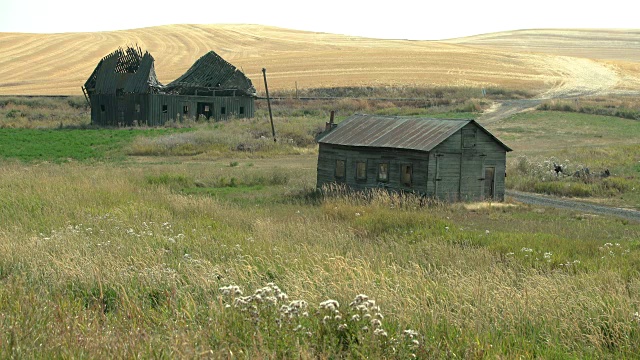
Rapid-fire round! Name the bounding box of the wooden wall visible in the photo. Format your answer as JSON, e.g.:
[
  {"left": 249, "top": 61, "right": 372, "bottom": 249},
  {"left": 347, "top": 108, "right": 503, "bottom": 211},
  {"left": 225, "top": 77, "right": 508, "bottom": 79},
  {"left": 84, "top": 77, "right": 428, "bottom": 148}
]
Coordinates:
[
  {"left": 90, "top": 93, "right": 255, "bottom": 126},
  {"left": 316, "top": 122, "right": 508, "bottom": 201},
  {"left": 317, "top": 144, "right": 430, "bottom": 193}
]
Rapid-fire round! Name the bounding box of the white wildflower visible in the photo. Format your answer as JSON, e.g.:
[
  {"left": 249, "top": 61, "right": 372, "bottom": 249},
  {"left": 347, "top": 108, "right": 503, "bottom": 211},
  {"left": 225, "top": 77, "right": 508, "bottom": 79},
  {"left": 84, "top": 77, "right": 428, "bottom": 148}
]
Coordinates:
[
  {"left": 319, "top": 299, "right": 340, "bottom": 311},
  {"left": 373, "top": 328, "right": 388, "bottom": 337},
  {"left": 403, "top": 329, "right": 419, "bottom": 338}
]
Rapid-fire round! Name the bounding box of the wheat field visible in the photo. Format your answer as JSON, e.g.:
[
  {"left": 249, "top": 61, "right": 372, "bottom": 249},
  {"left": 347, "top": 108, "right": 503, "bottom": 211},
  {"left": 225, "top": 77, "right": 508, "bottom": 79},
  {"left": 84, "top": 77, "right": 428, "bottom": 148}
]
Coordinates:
[{"left": 2, "top": 25, "right": 640, "bottom": 96}]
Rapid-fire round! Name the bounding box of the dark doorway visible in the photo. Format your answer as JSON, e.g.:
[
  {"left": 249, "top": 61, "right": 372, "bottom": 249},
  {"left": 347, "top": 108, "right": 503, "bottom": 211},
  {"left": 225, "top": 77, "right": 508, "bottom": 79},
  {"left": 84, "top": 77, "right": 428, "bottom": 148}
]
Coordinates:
[
  {"left": 197, "top": 102, "right": 214, "bottom": 120},
  {"left": 116, "top": 88, "right": 125, "bottom": 125},
  {"left": 484, "top": 167, "right": 495, "bottom": 199}
]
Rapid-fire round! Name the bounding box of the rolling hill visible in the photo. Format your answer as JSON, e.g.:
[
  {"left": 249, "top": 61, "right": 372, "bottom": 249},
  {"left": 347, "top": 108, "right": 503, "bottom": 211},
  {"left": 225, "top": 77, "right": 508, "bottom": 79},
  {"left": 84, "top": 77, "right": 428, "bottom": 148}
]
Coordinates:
[{"left": 1, "top": 25, "right": 639, "bottom": 96}]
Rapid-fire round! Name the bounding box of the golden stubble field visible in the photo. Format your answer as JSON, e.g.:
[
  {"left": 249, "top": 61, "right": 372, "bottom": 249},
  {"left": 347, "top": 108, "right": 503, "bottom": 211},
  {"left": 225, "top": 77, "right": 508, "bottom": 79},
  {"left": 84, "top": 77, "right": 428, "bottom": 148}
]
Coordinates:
[{"left": 1, "top": 24, "right": 640, "bottom": 96}]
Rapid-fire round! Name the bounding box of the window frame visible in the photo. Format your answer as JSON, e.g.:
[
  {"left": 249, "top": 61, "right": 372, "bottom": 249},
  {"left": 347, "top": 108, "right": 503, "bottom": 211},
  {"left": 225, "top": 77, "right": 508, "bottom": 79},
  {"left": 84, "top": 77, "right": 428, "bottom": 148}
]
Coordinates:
[
  {"left": 355, "top": 160, "right": 367, "bottom": 181},
  {"left": 335, "top": 159, "right": 346, "bottom": 180},
  {"left": 400, "top": 163, "right": 413, "bottom": 187},
  {"left": 462, "top": 128, "right": 477, "bottom": 149},
  {"left": 377, "top": 162, "right": 389, "bottom": 182}
]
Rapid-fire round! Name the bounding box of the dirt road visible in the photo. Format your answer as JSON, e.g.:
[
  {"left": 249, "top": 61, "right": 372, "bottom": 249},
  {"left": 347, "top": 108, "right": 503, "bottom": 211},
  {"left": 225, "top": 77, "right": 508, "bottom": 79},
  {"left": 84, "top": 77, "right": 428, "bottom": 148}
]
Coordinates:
[
  {"left": 478, "top": 55, "right": 628, "bottom": 124},
  {"left": 507, "top": 190, "right": 640, "bottom": 222}
]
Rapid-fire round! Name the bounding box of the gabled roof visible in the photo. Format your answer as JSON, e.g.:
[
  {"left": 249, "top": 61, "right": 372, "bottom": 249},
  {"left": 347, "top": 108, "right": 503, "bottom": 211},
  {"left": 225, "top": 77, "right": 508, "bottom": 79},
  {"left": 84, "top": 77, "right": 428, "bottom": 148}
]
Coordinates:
[
  {"left": 164, "top": 51, "right": 256, "bottom": 96},
  {"left": 318, "top": 114, "right": 512, "bottom": 152}
]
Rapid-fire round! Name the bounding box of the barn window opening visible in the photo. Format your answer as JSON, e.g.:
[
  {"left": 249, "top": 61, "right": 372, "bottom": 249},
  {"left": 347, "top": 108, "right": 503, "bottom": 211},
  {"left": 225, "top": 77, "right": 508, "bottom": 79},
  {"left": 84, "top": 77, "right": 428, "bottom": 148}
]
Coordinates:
[
  {"left": 183, "top": 105, "right": 189, "bottom": 115},
  {"left": 204, "top": 105, "right": 210, "bottom": 112},
  {"left": 221, "top": 106, "right": 226, "bottom": 115},
  {"left": 100, "top": 105, "right": 105, "bottom": 112},
  {"left": 356, "top": 161, "right": 367, "bottom": 181},
  {"left": 401, "top": 164, "right": 413, "bottom": 186},
  {"left": 135, "top": 104, "right": 140, "bottom": 113},
  {"left": 462, "top": 129, "right": 477, "bottom": 148},
  {"left": 239, "top": 106, "right": 245, "bottom": 115},
  {"left": 378, "top": 162, "right": 389, "bottom": 182},
  {"left": 162, "top": 105, "right": 168, "bottom": 114},
  {"left": 335, "top": 160, "right": 345, "bottom": 179}
]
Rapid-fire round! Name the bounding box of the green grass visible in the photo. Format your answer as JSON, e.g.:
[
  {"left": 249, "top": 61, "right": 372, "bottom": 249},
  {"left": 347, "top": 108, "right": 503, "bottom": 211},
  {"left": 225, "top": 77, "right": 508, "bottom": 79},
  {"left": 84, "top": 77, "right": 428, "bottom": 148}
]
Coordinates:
[
  {"left": 0, "top": 128, "right": 189, "bottom": 163},
  {"left": 491, "top": 110, "right": 640, "bottom": 208}
]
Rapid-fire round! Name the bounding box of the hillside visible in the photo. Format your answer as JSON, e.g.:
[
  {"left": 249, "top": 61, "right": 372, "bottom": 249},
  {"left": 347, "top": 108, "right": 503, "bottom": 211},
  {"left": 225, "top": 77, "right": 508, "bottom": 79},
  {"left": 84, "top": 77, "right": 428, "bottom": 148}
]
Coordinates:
[{"left": 1, "top": 25, "right": 640, "bottom": 95}]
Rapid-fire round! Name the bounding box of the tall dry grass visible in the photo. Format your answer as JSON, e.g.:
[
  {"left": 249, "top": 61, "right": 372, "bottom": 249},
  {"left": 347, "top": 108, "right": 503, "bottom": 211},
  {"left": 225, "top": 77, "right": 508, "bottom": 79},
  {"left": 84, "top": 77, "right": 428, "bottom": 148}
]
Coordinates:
[{"left": 1, "top": 161, "right": 639, "bottom": 358}]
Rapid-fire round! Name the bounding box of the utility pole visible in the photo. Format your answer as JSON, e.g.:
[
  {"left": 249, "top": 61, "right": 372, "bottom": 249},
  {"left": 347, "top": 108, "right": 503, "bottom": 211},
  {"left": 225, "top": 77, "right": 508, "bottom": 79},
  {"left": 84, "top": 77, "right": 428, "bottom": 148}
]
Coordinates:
[{"left": 262, "top": 68, "right": 276, "bottom": 142}]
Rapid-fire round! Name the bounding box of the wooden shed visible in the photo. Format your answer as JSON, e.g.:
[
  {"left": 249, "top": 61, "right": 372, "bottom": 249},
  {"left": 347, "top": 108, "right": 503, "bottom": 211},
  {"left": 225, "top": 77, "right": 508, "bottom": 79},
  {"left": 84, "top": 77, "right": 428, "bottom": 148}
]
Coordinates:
[
  {"left": 83, "top": 47, "right": 256, "bottom": 126},
  {"left": 316, "top": 114, "right": 512, "bottom": 201}
]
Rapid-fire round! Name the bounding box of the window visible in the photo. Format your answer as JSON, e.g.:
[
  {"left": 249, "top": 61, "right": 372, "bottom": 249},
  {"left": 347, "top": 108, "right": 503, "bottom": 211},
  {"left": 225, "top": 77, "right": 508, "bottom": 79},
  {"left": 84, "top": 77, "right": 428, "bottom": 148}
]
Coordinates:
[
  {"left": 135, "top": 104, "right": 140, "bottom": 113},
  {"left": 100, "top": 104, "right": 105, "bottom": 112},
  {"left": 162, "top": 105, "right": 168, "bottom": 114},
  {"left": 221, "top": 106, "right": 226, "bottom": 115},
  {"left": 401, "top": 164, "right": 412, "bottom": 186},
  {"left": 239, "top": 106, "right": 245, "bottom": 115},
  {"left": 335, "top": 160, "right": 345, "bottom": 179},
  {"left": 356, "top": 161, "right": 367, "bottom": 181},
  {"left": 462, "top": 129, "right": 476, "bottom": 149},
  {"left": 377, "top": 162, "right": 389, "bottom": 182},
  {"left": 204, "top": 105, "right": 210, "bottom": 112}
]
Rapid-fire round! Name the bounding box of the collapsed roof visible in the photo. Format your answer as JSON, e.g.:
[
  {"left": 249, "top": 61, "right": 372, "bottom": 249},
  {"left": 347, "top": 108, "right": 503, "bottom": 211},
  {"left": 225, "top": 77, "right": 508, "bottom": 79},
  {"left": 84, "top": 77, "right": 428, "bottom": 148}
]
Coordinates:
[
  {"left": 84, "top": 47, "right": 256, "bottom": 97},
  {"left": 165, "top": 51, "right": 256, "bottom": 96},
  {"left": 84, "top": 46, "right": 162, "bottom": 96}
]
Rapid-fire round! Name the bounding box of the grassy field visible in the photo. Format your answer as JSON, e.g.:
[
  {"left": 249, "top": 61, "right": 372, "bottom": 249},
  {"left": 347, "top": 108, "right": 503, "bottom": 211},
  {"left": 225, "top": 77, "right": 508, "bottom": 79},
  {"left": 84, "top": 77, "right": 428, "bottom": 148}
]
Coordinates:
[
  {"left": 1, "top": 158, "right": 640, "bottom": 358},
  {"left": 1, "top": 95, "right": 640, "bottom": 357},
  {"left": 489, "top": 110, "right": 640, "bottom": 208}
]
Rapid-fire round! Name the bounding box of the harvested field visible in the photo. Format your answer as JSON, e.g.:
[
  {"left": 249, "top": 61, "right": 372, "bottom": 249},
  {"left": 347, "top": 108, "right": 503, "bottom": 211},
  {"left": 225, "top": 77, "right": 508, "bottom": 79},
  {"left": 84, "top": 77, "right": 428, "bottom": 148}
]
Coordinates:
[{"left": 2, "top": 25, "right": 639, "bottom": 96}]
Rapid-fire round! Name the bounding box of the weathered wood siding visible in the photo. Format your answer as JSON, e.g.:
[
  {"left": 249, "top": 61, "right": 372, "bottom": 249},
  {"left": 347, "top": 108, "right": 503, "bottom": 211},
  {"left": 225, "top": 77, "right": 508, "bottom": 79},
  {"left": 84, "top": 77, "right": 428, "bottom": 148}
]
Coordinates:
[
  {"left": 90, "top": 94, "right": 254, "bottom": 126},
  {"left": 317, "top": 122, "right": 507, "bottom": 201},
  {"left": 428, "top": 122, "right": 507, "bottom": 201},
  {"left": 317, "top": 144, "right": 430, "bottom": 192}
]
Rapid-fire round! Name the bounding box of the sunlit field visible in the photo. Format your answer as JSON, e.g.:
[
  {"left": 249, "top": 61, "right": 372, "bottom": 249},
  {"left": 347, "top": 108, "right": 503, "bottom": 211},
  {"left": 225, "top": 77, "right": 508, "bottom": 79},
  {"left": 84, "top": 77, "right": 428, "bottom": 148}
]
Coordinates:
[{"left": 3, "top": 26, "right": 640, "bottom": 96}]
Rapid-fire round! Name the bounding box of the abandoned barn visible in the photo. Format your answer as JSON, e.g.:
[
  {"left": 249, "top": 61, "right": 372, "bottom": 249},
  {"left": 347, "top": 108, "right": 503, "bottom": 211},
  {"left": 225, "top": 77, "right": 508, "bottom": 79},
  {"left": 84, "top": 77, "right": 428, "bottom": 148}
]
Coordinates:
[
  {"left": 316, "top": 114, "right": 512, "bottom": 201},
  {"left": 83, "top": 47, "right": 256, "bottom": 126}
]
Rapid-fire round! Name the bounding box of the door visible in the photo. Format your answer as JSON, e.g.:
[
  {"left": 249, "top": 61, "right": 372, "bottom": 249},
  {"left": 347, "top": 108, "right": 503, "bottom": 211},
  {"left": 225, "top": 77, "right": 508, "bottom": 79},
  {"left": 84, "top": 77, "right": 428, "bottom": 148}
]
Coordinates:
[
  {"left": 435, "top": 154, "right": 460, "bottom": 201},
  {"left": 197, "top": 102, "right": 214, "bottom": 120},
  {"left": 116, "top": 89, "right": 125, "bottom": 125},
  {"left": 484, "top": 167, "right": 495, "bottom": 199}
]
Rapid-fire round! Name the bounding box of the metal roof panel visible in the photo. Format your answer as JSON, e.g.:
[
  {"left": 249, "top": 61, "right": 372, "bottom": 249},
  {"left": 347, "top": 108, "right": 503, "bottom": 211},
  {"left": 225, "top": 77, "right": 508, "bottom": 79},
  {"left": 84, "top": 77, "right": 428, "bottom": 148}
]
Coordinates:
[{"left": 319, "top": 114, "right": 475, "bottom": 152}]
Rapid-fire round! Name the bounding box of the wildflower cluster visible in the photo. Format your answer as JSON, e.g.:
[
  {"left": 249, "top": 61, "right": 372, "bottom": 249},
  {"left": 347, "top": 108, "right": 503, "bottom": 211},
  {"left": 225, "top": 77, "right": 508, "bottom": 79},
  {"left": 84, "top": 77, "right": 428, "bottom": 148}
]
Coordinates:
[
  {"left": 598, "top": 242, "right": 629, "bottom": 259},
  {"left": 229, "top": 283, "right": 289, "bottom": 309},
  {"left": 219, "top": 284, "right": 422, "bottom": 356},
  {"left": 348, "top": 294, "right": 386, "bottom": 336}
]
